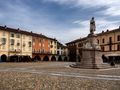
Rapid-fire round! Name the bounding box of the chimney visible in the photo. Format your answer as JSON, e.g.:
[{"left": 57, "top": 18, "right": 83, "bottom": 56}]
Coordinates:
[
  {"left": 102, "top": 31, "right": 104, "bottom": 33},
  {"left": 107, "top": 29, "right": 109, "bottom": 32}
]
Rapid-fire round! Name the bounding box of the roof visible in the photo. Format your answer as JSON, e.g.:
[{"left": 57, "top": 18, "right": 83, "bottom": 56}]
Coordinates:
[
  {"left": 47, "top": 37, "right": 57, "bottom": 41},
  {"left": 0, "top": 25, "right": 48, "bottom": 39},
  {"left": 66, "top": 37, "right": 87, "bottom": 45},
  {"left": 97, "top": 27, "right": 120, "bottom": 36}
]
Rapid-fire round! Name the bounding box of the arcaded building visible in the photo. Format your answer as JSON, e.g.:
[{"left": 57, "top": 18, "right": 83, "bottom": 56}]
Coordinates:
[
  {"left": 0, "top": 26, "right": 32, "bottom": 62},
  {"left": 0, "top": 25, "right": 68, "bottom": 62},
  {"left": 32, "top": 33, "right": 51, "bottom": 61}
]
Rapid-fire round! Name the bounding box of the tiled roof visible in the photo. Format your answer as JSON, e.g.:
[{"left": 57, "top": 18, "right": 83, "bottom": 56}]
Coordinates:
[
  {"left": 66, "top": 27, "right": 120, "bottom": 45},
  {"left": 97, "top": 27, "right": 120, "bottom": 36},
  {"left": 0, "top": 25, "right": 48, "bottom": 38},
  {"left": 66, "top": 37, "right": 87, "bottom": 45}
]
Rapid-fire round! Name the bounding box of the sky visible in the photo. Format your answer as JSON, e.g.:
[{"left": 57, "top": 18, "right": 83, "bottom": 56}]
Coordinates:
[{"left": 0, "top": 0, "right": 120, "bottom": 44}]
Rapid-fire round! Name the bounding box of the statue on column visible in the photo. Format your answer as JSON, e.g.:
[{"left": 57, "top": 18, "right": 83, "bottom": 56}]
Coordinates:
[{"left": 90, "top": 17, "right": 96, "bottom": 35}]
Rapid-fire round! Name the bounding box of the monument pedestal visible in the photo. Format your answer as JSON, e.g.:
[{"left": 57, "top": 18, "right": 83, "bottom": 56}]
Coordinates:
[
  {"left": 70, "top": 46, "right": 112, "bottom": 69},
  {"left": 70, "top": 35, "right": 112, "bottom": 69},
  {"left": 74, "top": 49, "right": 104, "bottom": 69}
]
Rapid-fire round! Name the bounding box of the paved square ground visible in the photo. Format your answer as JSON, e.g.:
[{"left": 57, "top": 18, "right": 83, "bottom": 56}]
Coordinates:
[{"left": 0, "top": 62, "right": 120, "bottom": 90}]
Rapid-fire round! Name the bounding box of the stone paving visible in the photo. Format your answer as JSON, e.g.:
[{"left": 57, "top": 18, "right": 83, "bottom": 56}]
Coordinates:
[{"left": 0, "top": 62, "right": 120, "bottom": 90}]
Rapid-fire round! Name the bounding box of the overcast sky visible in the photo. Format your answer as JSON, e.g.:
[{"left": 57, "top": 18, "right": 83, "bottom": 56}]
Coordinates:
[{"left": 0, "top": 0, "right": 120, "bottom": 44}]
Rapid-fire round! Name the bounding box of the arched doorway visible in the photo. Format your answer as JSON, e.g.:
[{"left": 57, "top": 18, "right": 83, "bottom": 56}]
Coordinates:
[
  {"left": 10, "top": 55, "right": 19, "bottom": 62},
  {"left": 34, "top": 55, "right": 41, "bottom": 61},
  {"left": 64, "top": 57, "right": 68, "bottom": 61},
  {"left": 1, "top": 54, "right": 7, "bottom": 62},
  {"left": 43, "top": 56, "right": 49, "bottom": 61},
  {"left": 22, "top": 56, "right": 31, "bottom": 62},
  {"left": 51, "top": 56, "right": 56, "bottom": 61},
  {"left": 19, "top": 56, "right": 23, "bottom": 62},
  {"left": 9, "top": 55, "right": 18, "bottom": 62},
  {"left": 58, "top": 56, "right": 62, "bottom": 61}
]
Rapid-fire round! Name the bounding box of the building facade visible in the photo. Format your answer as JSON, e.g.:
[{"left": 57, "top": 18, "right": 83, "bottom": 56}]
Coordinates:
[
  {"left": 0, "top": 25, "right": 68, "bottom": 62},
  {"left": 32, "top": 33, "right": 51, "bottom": 61},
  {"left": 66, "top": 27, "right": 120, "bottom": 63},
  {"left": 0, "top": 26, "right": 33, "bottom": 62},
  {"left": 0, "top": 27, "right": 9, "bottom": 62},
  {"left": 96, "top": 28, "right": 120, "bottom": 54}
]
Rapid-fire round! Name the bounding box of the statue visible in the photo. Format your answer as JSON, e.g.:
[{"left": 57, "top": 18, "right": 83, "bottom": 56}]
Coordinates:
[{"left": 90, "top": 17, "right": 96, "bottom": 35}]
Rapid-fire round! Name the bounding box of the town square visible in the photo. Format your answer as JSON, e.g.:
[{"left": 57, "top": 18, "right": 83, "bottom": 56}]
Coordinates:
[{"left": 0, "top": 0, "right": 120, "bottom": 90}]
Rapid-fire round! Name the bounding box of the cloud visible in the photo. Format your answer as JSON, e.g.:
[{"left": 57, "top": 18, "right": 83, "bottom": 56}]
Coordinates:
[
  {"left": 44, "top": 0, "right": 120, "bottom": 16},
  {"left": 99, "top": 6, "right": 120, "bottom": 16},
  {"left": 0, "top": 0, "right": 120, "bottom": 44},
  {"left": 73, "top": 18, "right": 120, "bottom": 33}
]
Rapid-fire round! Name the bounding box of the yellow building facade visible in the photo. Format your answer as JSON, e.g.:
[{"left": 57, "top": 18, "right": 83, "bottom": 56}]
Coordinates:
[
  {"left": 49, "top": 38, "right": 57, "bottom": 55},
  {"left": 0, "top": 26, "right": 32, "bottom": 62},
  {"left": 96, "top": 28, "right": 120, "bottom": 55},
  {"left": 0, "top": 28, "right": 9, "bottom": 61}
]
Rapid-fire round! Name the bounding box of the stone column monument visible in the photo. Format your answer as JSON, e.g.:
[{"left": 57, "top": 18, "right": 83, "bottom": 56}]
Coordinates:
[{"left": 71, "top": 17, "right": 110, "bottom": 69}]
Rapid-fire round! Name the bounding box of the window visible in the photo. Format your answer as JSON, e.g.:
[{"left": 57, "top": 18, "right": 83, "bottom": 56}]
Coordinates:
[
  {"left": 39, "top": 43, "right": 41, "bottom": 46},
  {"left": 109, "top": 37, "right": 112, "bottom": 43},
  {"left": 78, "top": 43, "right": 83, "bottom": 47},
  {"left": 55, "top": 46, "right": 56, "bottom": 48},
  {"left": 1, "top": 38, "right": 6, "bottom": 45},
  {"left": 11, "top": 45, "right": 14, "bottom": 50},
  {"left": 17, "top": 42, "right": 20, "bottom": 46},
  {"left": 23, "top": 47, "right": 25, "bottom": 51},
  {"left": 43, "top": 44, "right": 44, "bottom": 47},
  {"left": 109, "top": 45, "right": 112, "bottom": 51},
  {"left": 2, "top": 45, "right": 5, "bottom": 49},
  {"left": 117, "top": 35, "right": 120, "bottom": 41},
  {"left": 28, "top": 42, "right": 32, "bottom": 47},
  {"left": 23, "top": 43, "right": 26, "bottom": 47},
  {"left": 97, "top": 39, "right": 99, "bottom": 44},
  {"left": 117, "top": 45, "right": 120, "bottom": 51},
  {"left": 51, "top": 41, "right": 53, "bottom": 44},
  {"left": 16, "top": 34, "right": 20, "bottom": 38},
  {"left": 23, "top": 35, "right": 25, "bottom": 39},
  {"left": 102, "top": 38, "right": 105, "bottom": 43},
  {"left": 57, "top": 51, "right": 60, "bottom": 55},
  {"left": 10, "top": 33, "right": 14, "bottom": 37},
  {"left": 10, "top": 39, "right": 14, "bottom": 45},
  {"left": 2, "top": 32, "right": 5, "bottom": 36},
  {"left": 101, "top": 46, "right": 104, "bottom": 51}
]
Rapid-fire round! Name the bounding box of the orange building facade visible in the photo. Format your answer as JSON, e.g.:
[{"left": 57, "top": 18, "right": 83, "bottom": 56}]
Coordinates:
[{"left": 32, "top": 33, "right": 50, "bottom": 61}]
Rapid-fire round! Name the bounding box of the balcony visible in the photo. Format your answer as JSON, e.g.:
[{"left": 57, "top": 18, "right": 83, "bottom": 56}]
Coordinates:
[
  {"left": 32, "top": 50, "right": 51, "bottom": 54},
  {"left": 9, "top": 49, "right": 21, "bottom": 53}
]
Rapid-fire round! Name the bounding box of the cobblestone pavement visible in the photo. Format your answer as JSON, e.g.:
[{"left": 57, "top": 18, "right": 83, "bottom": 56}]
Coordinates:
[{"left": 0, "top": 62, "right": 120, "bottom": 90}]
